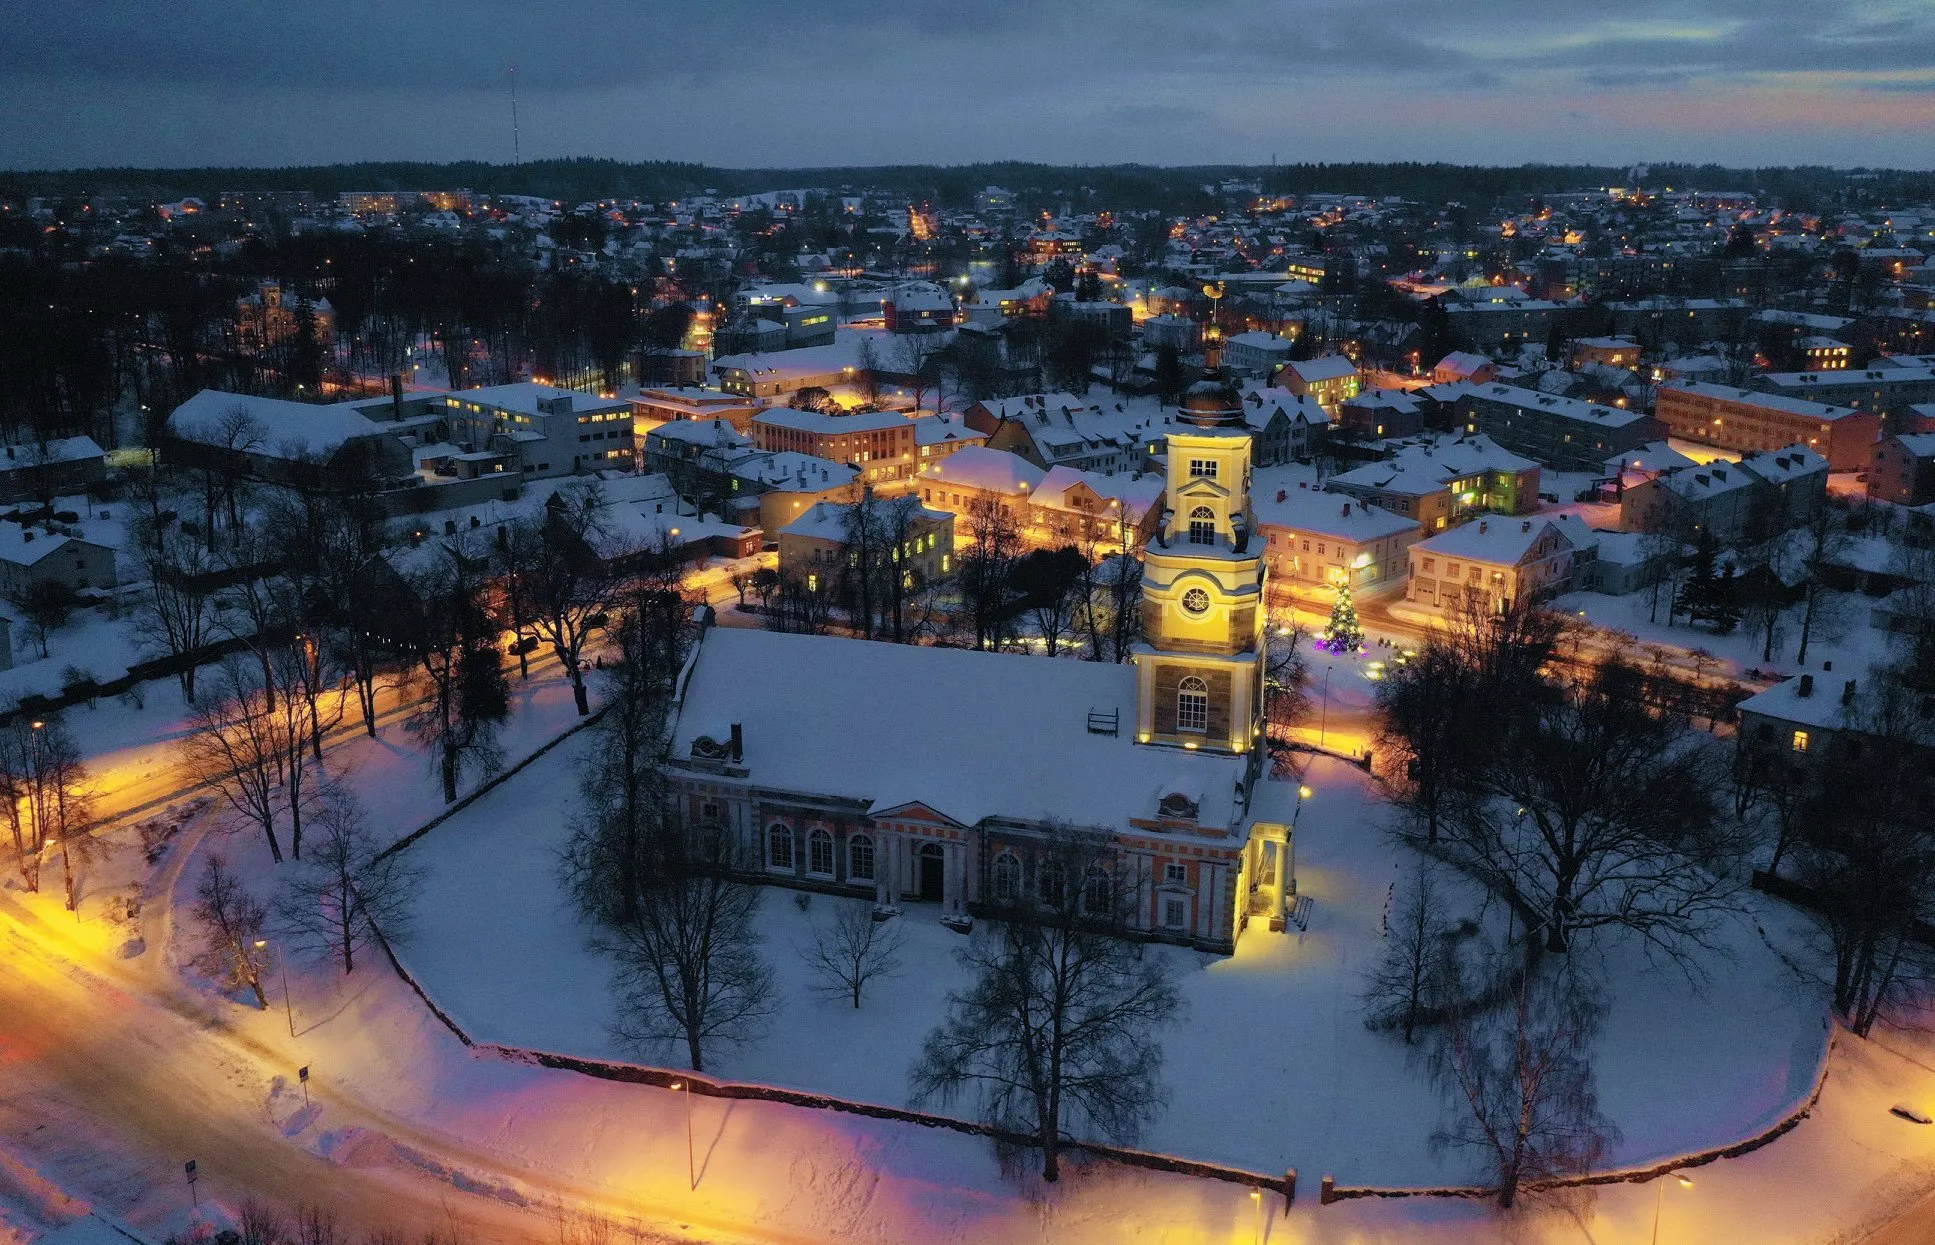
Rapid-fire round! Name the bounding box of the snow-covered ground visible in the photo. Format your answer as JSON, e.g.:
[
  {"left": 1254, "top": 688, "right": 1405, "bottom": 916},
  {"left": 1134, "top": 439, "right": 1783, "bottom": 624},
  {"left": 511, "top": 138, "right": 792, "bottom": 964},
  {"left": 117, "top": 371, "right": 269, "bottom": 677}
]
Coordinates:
[
  {"left": 395, "top": 741, "right": 1829, "bottom": 1188},
  {"left": 1554, "top": 585, "right": 1902, "bottom": 681}
]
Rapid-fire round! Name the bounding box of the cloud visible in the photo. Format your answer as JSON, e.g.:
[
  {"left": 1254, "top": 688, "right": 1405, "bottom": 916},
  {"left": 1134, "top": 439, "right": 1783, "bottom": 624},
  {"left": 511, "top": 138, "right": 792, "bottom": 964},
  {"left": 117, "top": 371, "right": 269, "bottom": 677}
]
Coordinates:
[{"left": 0, "top": 0, "right": 1930, "bottom": 168}]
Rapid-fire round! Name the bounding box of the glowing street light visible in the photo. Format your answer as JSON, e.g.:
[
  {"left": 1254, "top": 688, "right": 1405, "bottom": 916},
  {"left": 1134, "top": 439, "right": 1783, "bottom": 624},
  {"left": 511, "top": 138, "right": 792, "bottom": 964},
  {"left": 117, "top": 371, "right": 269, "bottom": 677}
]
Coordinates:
[
  {"left": 668, "top": 1079, "right": 695, "bottom": 1189},
  {"left": 1651, "top": 1172, "right": 1694, "bottom": 1244},
  {"left": 254, "top": 938, "right": 295, "bottom": 1036}
]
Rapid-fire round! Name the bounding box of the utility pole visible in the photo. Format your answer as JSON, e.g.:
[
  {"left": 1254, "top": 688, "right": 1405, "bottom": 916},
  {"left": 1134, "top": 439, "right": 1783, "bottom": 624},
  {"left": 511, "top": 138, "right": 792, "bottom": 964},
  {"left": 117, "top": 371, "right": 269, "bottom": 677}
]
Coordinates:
[{"left": 510, "top": 66, "right": 521, "bottom": 165}]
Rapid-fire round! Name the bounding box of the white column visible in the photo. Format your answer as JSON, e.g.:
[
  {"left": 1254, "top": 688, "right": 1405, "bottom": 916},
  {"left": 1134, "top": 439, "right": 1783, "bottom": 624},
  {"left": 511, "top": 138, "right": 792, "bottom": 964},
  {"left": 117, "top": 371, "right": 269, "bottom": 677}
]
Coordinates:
[{"left": 944, "top": 842, "right": 965, "bottom": 916}]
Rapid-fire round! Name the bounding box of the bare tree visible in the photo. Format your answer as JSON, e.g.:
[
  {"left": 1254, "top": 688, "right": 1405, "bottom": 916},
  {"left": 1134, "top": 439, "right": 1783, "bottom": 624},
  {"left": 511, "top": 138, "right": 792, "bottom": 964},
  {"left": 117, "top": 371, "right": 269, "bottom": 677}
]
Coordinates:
[
  {"left": 1375, "top": 640, "right": 1482, "bottom": 843},
  {"left": 602, "top": 818, "right": 774, "bottom": 1072},
  {"left": 8, "top": 580, "right": 74, "bottom": 660},
  {"left": 1010, "top": 545, "right": 1086, "bottom": 657},
  {"left": 513, "top": 483, "right": 625, "bottom": 715},
  {"left": 129, "top": 523, "right": 224, "bottom": 704},
  {"left": 1363, "top": 861, "right": 1455, "bottom": 1044},
  {"left": 1431, "top": 955, "right": 1616, "bottom": 1208},
  {"left": 560, "top": 587, "right": 690, "bottom": 929},
  {"left": 399, "top": 542, "right": 511, "bottom": 803},
  {"left": 767, "top": 571, "right": 835, "bottom": 635},
  {"left": 911, "top": 824, "right": 1182, "bottom": 1182},
  {"left": 1789, "top": 676, "right": 1935, "bottom": 1037},
  {"left": 0, "top": 717, "right": 94, "bottom": 906},
  {"left": 802, "top": 900, "right": 905, "bottom": 1009},
  {"left": 276, "top": 785, "right": 421, "bottom": 975},
  {"left": 838, "top": 488, "right": 886, "bottom": 639},
  {"left": 1450, "top": 660, "right": 1738, "bottom": 957},
  {"left": 958, "top": 496, "right": 1021, "bottom": 651},
  {"left": 188, "top": 853, "right": 272, "bottom": 1007},
  {"left": 180, "top": 659, "right": 292, "bottom": 863},
  {"left": 1794, "top": 505, "right": 1850, "bottom": 665}
]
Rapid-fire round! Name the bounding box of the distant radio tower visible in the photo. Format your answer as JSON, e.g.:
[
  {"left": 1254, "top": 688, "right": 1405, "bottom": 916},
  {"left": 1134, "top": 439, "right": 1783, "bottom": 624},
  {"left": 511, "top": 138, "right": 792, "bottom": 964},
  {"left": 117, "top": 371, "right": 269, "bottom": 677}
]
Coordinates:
[{"left": 510, "top": 66, "right": 521, "bottom": 165}]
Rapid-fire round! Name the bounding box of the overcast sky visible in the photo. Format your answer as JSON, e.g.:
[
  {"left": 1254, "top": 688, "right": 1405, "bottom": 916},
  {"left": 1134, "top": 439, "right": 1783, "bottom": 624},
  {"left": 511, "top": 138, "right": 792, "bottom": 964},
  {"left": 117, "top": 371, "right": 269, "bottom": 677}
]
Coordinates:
[{"left": 4, "top": 0, "right": 1933, "bottom": 171}]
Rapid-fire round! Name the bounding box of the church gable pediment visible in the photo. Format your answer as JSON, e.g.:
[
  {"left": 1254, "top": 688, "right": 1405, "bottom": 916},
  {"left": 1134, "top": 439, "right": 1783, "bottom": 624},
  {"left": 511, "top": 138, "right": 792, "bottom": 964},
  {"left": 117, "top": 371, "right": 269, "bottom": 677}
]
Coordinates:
[
  {"left": 869, "top": 800, "right": 970, "bottom": 828},
  {"left": 1173, "top": 477, "right": 1230, "bottom": 502}
]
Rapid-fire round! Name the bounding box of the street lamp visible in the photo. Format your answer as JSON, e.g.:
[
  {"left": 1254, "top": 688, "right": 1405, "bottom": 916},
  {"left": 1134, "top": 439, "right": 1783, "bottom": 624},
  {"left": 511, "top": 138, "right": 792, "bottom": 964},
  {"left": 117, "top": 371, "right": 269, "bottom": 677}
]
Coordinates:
[
  {"left": 1249, "top": 1187, "right": 1262, "bottom": 1244},
  {"left": 254, "top": 939, "right": 295, "bottom": 1037},
  {"left": 1316, "top": 662, "right": 1334, "bottom": 749},
  {"left": 1651, "top": 1173, "right": 1693, "bottom": 1245},
  {"left": 668, "top": 1079, "right": 695, "bottom": 1189}
]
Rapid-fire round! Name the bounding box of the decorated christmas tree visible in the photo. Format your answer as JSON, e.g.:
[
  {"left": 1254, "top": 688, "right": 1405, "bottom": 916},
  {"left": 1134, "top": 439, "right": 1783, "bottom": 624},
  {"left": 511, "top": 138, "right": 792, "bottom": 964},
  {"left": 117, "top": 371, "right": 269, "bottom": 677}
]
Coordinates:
[{"left": 1321, "top": 581, "right": 1364, "bottom": 653}]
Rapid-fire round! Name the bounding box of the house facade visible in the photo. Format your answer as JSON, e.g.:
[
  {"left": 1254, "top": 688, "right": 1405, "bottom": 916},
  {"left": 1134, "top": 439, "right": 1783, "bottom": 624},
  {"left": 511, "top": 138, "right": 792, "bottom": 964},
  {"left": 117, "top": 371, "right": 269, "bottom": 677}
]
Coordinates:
[{"left": 1405, "top": 518, "right": 1578, "bottom": 615}]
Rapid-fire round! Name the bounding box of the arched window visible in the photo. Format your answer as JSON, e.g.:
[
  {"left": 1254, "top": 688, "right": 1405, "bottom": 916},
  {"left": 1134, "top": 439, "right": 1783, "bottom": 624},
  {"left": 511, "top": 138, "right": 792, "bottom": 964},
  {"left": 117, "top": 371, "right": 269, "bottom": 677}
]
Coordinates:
[
  {"left": 992, "top": 852, "right": 1021, "bottom": 904},
  {"left": 1177, "top": 676, "right": 1209, "bottom": 733},
  {"left": 1037, "top": 859, "right": 1067, "bottom": 908},
  {"left": 808, "top": 828, "right": 834, "bottom": 876},
  {"left": 1081, "top": 867, "right": 1113, "bottom": 917},
  {"left": 766, "top": 823, "right": 794, "bottom": 870},
  {"left": 848, "top": 834, "right": 875, "bottom": 882},
  {"left": 1188, "top": 505, "right": 1216, "bottom": 545}
]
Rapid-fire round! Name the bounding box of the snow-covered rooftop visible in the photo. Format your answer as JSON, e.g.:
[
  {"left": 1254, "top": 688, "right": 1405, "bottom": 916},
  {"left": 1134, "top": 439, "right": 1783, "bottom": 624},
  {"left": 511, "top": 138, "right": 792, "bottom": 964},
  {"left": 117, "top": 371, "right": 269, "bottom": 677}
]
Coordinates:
[
  {"left": 670, "top": 628, "right": 1248, "bottom": 832},
  {"left": 169, "top": 390, "right": 391, "bottom": 460}
]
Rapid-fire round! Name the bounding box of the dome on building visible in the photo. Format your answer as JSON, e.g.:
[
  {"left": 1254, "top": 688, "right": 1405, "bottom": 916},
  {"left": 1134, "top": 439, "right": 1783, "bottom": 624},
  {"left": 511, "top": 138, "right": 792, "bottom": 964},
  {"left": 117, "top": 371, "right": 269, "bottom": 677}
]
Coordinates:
[{"left": 1179, "top": 380, "right": 1245, "bottom": 429}]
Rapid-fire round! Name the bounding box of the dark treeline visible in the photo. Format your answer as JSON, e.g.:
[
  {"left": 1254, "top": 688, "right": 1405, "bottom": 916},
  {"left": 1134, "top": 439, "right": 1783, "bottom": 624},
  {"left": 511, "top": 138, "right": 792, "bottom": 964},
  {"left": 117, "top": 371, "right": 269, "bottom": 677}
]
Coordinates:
[{"left": 8, "top": 159, "right": 1932, "bottom": 216}]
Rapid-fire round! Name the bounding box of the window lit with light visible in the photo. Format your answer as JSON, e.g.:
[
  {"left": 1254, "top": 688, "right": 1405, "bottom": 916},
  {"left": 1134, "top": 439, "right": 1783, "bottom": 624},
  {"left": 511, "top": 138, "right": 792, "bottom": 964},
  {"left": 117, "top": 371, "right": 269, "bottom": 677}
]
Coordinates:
[
  {"left": 1177, "top": 676, "right": 1209, "bottom": 733},
  {"left": 1791, "top": 730, "right": 1810, "bottom": 753}
]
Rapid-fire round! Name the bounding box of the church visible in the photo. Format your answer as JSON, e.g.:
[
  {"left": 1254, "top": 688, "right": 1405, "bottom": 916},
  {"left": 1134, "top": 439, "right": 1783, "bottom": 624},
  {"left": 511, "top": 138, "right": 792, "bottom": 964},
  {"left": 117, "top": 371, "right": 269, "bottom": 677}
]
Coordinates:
[{"left": 663, "top": 386, "right": 1295, "bottom": 953}]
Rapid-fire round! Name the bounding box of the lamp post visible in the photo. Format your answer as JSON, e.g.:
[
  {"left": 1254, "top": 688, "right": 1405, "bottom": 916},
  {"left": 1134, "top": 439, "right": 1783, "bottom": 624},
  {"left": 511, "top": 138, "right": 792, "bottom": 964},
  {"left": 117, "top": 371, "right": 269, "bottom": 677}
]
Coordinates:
[
  {"left": 1316, "top": 663, "right": 1334, "bottom": 749},
  {"left": 668, "top": 1079, "right": 695, "bottom": 1189},
  {"left": 1651, "top": 1173, "right": 1693, "bottom": 1245},
  {"left": 255, "top": 939, "right": 295, "bottom": 1037},
  {"left": 1250, "top": 1187, "right": 1262, "bottom": 1244}
]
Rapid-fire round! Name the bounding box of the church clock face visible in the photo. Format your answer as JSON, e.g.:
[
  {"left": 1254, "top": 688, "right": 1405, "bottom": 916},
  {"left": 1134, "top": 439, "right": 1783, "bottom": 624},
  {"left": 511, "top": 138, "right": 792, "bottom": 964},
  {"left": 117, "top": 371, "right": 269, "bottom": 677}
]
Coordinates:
[{"left": 1181, "top": 587, "right": 1211, "bottom": 616}]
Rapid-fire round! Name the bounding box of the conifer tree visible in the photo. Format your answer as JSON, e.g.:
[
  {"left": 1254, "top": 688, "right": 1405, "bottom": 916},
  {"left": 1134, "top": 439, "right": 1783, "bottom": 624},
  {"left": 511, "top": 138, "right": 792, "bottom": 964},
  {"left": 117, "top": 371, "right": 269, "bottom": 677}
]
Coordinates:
[{"left": 1323, "top": 581, "right": 1364, "bottom": 653}]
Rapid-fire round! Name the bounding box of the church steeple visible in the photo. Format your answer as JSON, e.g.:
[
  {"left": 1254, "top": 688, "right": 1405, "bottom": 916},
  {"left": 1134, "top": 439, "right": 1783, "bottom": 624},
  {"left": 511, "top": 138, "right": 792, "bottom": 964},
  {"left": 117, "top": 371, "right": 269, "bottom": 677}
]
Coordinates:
[{"left": 1131, "top": 382, "right": 1268, "bottom": 755}]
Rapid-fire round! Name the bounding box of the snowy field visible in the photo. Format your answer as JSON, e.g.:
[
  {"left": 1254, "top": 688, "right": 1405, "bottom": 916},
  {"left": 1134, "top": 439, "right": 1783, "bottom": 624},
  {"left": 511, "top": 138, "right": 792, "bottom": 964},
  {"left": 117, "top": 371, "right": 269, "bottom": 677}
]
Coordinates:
[
  {"left": 1555, "top": 585, "right": 1901, "bottom": 681},
  {"left": 397, "top": 740, "right": 1831, "bottom": 1187}
]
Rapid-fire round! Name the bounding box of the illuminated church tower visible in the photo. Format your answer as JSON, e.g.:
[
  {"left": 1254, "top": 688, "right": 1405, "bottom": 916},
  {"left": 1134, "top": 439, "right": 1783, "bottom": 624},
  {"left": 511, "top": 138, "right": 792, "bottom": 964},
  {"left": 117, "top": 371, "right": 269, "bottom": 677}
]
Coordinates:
[{"left": 1133, "top": 381, "right": 1268, "bottom": 754}]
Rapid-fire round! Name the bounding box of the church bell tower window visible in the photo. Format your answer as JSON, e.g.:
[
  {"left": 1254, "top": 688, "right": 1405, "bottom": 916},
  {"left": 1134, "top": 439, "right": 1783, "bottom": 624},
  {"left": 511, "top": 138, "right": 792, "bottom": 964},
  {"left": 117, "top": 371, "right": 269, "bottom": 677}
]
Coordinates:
[
  {"left": 1177, "top": 677, "right": 1209, "bottom": 732},
  {"left": 1188, "top": 506, "right": 1215, "bottom": 545}
]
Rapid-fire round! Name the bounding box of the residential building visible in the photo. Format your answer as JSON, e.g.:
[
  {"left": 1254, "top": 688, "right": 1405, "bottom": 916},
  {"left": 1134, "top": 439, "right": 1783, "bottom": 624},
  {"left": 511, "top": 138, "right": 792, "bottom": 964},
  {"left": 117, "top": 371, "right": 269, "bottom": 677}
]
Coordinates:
[
  {"left": 1748, "top": 366, "right": 1935, "bottom": 422},
  {"left": 1025, "top": 467, "right": 1163, "bottom": 553},
  {"left": 1280, "top": 355, "right": 1362, "bottom": 413},
  {"left": 1336, "top": 390, "right": 1424, "bottom": 441},
  {"left": 1868, "top": 433, "right": 1935, "bottom": 507},
  {"left": 1569, "top": 336, "right": 1642, "bottom": 370},
  {"left": 1443, "top": 299, "right": 1563, "bottom": 350},
  {"left": 883, "top": 283, "right": 957, "bottom": 333},
  {"left": 436, "top": 383, "right": 635, "bottom": 479},
  {"left": 713, "top": 345, "right": 857, "bottom": 398},
  {"left": 0, "top": 517, "right": 118, "bottom": 597},
  {"left": 778, "top": 498, "right": 955, "bottom": 590},
  {"left": 1460, "top": 383, "right": 1665, "bottom": 471},
  {"left": 751, "top": 408, "right": 919, "bottom": 486},
  {"left": 914, "top": 412, "right": 990, "bottom": 469},
  {"left": 1222, "top": 331, "right": 1295, "bottom": 379},
  {"left": 0, "top": 437, "right": 107, "bottom": 503},
  {"left": 1618, "top": 445, "right": 1826, "bottom": 543},
  {"left": 1405, "top": 518, "right": 1579, "bottom": 615},
  {"left": 1432, "top": 351, "right": 1496, "bottom": 386},
  {"left": 1654, "top": 380, "right": 1880, "bottom": 470},
  {"left": 1326, "top": 434, "right": 1540, "bottom": 535},
  {"left": 627, "top": 386, "right": 767, "bottom": 435},
  {"left": 165, "top": 390, "right": 413, "bottom": 493},
  {"left": 1252, "top": 486, "right": 1418, "bottom": 592},
  {"left": 964, "top": 393, "right": 1163, "bottom": 476},
  {"left": 916, "top": 446, "right": 1045, "bottom": 530},
  {"left": 1238, "top": 388, "right": 1329, "bottom": 465}
]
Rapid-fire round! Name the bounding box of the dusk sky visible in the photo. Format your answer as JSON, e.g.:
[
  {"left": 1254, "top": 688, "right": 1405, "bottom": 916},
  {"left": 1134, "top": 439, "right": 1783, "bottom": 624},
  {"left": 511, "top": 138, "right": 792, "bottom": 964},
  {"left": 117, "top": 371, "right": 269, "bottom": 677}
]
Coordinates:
[{"left": 5, "top": 0, "right": 1934, "bottom": 171}]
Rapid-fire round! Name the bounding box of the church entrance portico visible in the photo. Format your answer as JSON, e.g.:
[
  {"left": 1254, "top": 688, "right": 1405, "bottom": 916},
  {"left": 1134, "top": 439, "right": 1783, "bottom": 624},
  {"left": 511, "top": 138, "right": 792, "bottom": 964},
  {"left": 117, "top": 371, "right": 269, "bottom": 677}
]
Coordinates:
[{"left": 917, "top": 842, "right": 945, "bottom": 902}]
